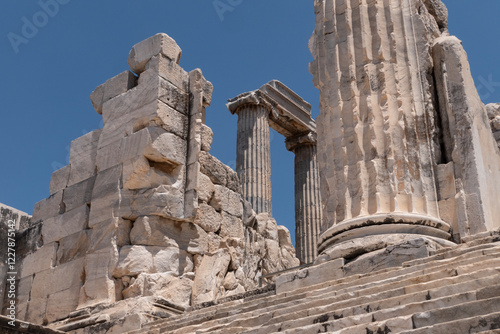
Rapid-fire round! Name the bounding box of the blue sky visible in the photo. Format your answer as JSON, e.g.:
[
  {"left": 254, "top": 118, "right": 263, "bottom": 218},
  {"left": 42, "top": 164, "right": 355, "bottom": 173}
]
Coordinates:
[{"left": 1, "top": 1, "right": 500, "bottom": 245}]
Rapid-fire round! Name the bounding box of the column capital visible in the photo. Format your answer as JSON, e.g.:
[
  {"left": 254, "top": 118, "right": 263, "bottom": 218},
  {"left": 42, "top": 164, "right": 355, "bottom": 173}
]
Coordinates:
[
  {"left": 227, "top": 91, "right": 278, "bottom": 119},
  {"left": 286, "top": 132, "right": 317, "bottom": 152}
]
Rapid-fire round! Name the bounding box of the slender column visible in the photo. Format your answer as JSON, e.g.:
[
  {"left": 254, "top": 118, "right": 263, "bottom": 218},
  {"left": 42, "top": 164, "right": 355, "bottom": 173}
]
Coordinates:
[
  {"left": 287, "top": 133, "right": 322, "bottom": 263},
  {"left": 231, "top": 94, "right": 273, "bottom": 215}
]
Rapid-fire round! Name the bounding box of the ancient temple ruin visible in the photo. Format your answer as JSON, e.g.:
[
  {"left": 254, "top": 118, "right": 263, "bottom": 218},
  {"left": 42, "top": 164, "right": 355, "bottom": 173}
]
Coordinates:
[{"left": 2, "top": 0, "right": 500, "bottom": 333}]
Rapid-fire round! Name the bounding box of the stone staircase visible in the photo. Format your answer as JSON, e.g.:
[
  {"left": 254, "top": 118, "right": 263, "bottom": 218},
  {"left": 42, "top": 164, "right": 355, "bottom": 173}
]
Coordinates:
[{"left": 127, "top": 237, "right": 500, "bottom": 334}]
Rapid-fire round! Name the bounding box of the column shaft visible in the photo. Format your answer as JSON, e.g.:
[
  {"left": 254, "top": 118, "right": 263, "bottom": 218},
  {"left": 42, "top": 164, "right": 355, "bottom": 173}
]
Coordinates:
[
  {"left": 236, "top": 105, "right": 272, "bottom": 215},
  {"left": 294, "top": 143, "right": 322, "bottom": 263}
]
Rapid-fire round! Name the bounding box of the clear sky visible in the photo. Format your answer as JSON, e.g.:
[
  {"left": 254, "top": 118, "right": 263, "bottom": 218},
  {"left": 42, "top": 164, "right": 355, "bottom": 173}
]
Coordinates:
[{"left": 1, "top": 1, "right": 500, "bottom": 245}]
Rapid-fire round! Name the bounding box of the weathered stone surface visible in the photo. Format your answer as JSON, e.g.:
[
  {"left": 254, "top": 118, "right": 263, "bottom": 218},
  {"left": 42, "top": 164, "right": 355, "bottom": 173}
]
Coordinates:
[
  {"left": 68, "top": 130, "right": 101, "bottom": 186},
  {"left": 192, "top": 249, "right": 231, "bottom": 305},
  {"left": 200, "top": 124, "right": 213, "bottom": 152},
  {"left": 130, "top": 216, "right": 207, "bottom": 254},
  {"left": 90, "top": 71, "right": 137, "bottom": 114},
  {"left": 220, "top": 211, "right": 244, "bottom": 239},
  {"left": 62, "top": 175, "right": 96, "bottom": 212},
  {"left": 46, "top": 287, "right": 81, "bottom": 323},
  {"left": 197, "top": 172, "right": 215, "bottom": 203},
  {"left": 31, "top": 258, "right": 85, "bottom": 299},
  {"left": 113, "top": 246, "right": 154, "bottom": 278},
  {"left": 128, "top": 185, "right": 184, "bottom": 220},
  {"left": 20, "top": 243, "right": 57, "bottom": 278},
  {"left": 32, "top": 191, "right": 63, "bottom": 223},
  {"left": 41, "top": 204, "right": 89, "bottom": 244},
  {"left": 210, "top": 185, "right": 243, "bottom": 218},
  {"left": 56, "top": 230, "right": 92, "bottom": 265},
  {"left": 128, "top": 33, "right": 182, "bottom": 74},
  {"left": 88, "top": 218, "right": 131, "bottom": 252},
  {"left": 49, "top": 165, "right": 71, "bottom": 195},
  {"left": 145, "top": 54, "right": 189, "bottom": 92},
  {"left": 277, "top": 225, "right": 294, "bottom": 250},
  {"left": 194, "top": 203, "right": 222, "bottom": 233},
  {"left": 122, "top": 273, "right": 192, "bottom": 309},
  {"left": 199, "top": 151, "right": 227, "bottom": 186}
]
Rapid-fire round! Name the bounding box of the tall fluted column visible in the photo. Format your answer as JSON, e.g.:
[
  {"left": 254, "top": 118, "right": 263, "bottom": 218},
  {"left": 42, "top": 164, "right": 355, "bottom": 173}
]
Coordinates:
[
  {"left": 230, "top": 93, "right": 273, "bottom": 214},
  {"left": 287, "top": 133, "right": 322, "bottom": 263},
  {"left": 310, "top": 0, "right": 454, "bottom": 257}
]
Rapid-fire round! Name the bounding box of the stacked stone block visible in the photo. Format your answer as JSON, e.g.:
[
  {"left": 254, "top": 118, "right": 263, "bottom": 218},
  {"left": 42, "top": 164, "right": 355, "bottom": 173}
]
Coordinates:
[
  {"left": 487, "top": 103, "right": 500, "bottom": 150},
  {"left": 13, "top": 33, "right": 298, "bottom": 332}
]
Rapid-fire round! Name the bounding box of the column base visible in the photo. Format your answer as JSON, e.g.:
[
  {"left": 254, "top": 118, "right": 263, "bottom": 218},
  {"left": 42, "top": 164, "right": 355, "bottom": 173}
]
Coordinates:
[{"left": 317, "top": 213, "right": 454, "bottom": 260}]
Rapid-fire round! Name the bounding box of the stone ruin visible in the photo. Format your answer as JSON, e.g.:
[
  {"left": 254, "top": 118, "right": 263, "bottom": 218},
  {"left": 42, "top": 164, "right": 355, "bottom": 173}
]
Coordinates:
[{"left": 2, "top": 0, "right": 500, "bottom": 333}]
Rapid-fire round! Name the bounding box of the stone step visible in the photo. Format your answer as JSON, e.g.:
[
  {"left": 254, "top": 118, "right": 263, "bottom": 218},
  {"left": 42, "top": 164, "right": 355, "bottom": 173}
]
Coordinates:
[
  {"left": 137, "top": 250, "right": 500, "bottom": 333},
  {"left": 313, "top": 296, "right": 500, "bottom": 334},
  {"left": 200, "top": 277, "right": 500, "bottom": 334},
  {"left": 403, "top": 311, "right": 500, "bottom": 333},
  {"left": 165, "top": 266, "right": 500, "bottom": 334}
]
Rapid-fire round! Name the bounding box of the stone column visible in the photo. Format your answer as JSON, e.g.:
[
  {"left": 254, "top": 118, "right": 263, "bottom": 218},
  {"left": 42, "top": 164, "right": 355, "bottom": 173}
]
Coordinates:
[
  {"left": 287, "top": 133, "right": 322, "bottom": 264},
  {"left": 309, "top": 0, "right": 454, "bottom": 258},
  {"left": 229, "top": 92, "right": 273, "bottom": 215}
]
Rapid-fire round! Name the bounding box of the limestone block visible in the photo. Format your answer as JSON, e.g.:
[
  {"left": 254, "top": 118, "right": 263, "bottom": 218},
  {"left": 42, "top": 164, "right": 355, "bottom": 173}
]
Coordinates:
[
  {"left": 45, "top": 286, "right": 81, "bottom": 323},
  {"left": 122, "top": 156, "right": 184, "bottom": 190},
  {"left": 128, "top": 184, "right": 184, "bottom": 220},
  {"left": 255, "top": 213, "right": 278, "bottom": 241},
  {"left": 68, "top": 129, "right": 101, "bottom": 186},
  {"left": 198, "top": 172, "right": 215, "bottom": 203},
  {"left": 49, "top": 165, "right": 70, "bottom": 195},
  {"left": 436, "top": 163, "right": 456, "bottom": 200},
  {"left": 152, "top": 247, "right": 194, "bottom": 275},
  {"left": 206, "top": 232, "right": 222, "bottom": 253},
  {"left": 275, "top": 258, "right": 345, "bottom": 295},
  {"left": 56, "top": 230, "right": 91, "bottom": 265},
  {"left": 20, "top": 242, "right": 57, "bottom": 278},
  {"left": 439, "top": 197, "right": 459, "bottom": 236},
  {"left": 79, "top": 276, "right": 116, "bottom": 308},
  {"left": 223, "top": 271, "right": 237, "bottom": 290},
  {"left": 32, "top": 191, "right": 63, "bottom": 223},
  {"left": 99, "top": 76, "right": 188, "bottom": 148},
  {"left": 224, "top": 238, "right": 244, "bottom": 271},
  {"left": 192, "top": 249, "right": 231, "bottom": 305},
  {"left": 200, "top": 124, "right": 213, "bottom": 152},
  {"left": 225, "top": 284, "right": 245, "bottom": 298},
  {"left": 88, "top": 218, "right": 131, "bottom": 252},
  {"left": 130, "top": 216, "right": 208, "bottom": 254},
  {"left": 128, "top": 33, "right": 182, "bottom": 74},
  {"left": 25, "top": 297, "right": 47, "bottom": 325},
  {"left": 62, "top": 175, "right": 96, "bottom": 212},
  {"left": 41, "top": 204, "right": 89, "bottom": 244},
  {"left": 194, "top": 203, "right": 222, "bottom": 233},
  {"left": 343, "top": 238, "right": 441, "bottom": 276},
  {"left": 277, "top": 225, "right": 294, "bottom": 250},
  {"left": 122, "top": 273, "right": 192, "bottom": 309},
  {"left": 113, "top": 246, "right": 154, "bottom": 278},
  {"left": 199, "top": 151, "right": 227, "bottom": 186},
  {"left": 210, "top": 185, "right": 243, "bottom": 218},
  {"left": 96, "top": 139, "right": 122, "bottom": 172},
  {"left": 144, "top": 128, "right": 186, "bottom": 167},
  {"left": 145, "top": 54, "right": 189, "bottom": 92},
  {"left": 225, "top": 165, "right": 241, "bottom": 194},
  {"left": 83, "top": 247, "right": 119, "bottom": 282},
  {"left": 242, "top": 200, "right": 256, "bottom": 227},
  {"left": 90, "top": 71, "right": 137, "bottom": 114},
  {"left": 30, "top": 258, "right": 85, "bottom": 299},
  {"left": 262, "top": 239, "right": 282, "bottom": 274},
  {"left": 16, "top": 276, "right": 33, "bottom": 305},
  {"left": 220, "top": 212, "right": 244, "bottom": 239}
]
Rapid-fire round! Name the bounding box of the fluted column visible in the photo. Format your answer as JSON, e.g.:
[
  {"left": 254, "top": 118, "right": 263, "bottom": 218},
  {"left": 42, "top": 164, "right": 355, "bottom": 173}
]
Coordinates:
[
  {"left": 232, "top": 95, "right": 272, "bottom": 215},
  {"left": 287, "top": 133, "right": 322, "bottom": 263},
  {"left": 310, "top": 0, "right": 454, "bottom": 256}
]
